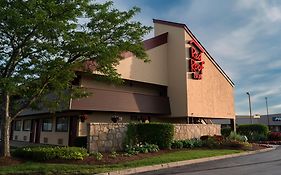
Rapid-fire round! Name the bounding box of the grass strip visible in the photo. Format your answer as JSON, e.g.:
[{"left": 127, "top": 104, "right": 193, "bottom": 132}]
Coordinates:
[{"left": 0, "top": 149, "right": 243, "bottom": 174}]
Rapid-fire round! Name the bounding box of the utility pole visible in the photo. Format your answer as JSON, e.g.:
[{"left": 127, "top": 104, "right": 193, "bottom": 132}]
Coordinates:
[
  {"left": 265, "top": 97, "right": 269, "bottom": 128},
  {"left": 246, "top": 92, "right": 253, "bottom": 124}
]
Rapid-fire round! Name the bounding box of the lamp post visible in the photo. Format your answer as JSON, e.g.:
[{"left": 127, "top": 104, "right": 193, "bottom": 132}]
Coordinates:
[
  {"left": 246, "top": 92, "right": 253, "bottom": 124},
  {"left": 265, "top": 97, "right": 269, "bottom": 128}
]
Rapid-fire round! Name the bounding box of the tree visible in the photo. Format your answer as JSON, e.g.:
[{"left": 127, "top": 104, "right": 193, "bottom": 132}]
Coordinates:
[{"left": 0, "top": 0, "right": 151, "bottom": 157}]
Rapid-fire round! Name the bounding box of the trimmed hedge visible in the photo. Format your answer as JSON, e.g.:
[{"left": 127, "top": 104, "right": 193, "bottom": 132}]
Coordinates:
[
  {"left": 125, "top": 123, "right": 174, "bottom": 149},
  {"left": 171, "top": 140, "right": 183, "bottom": 149},
  {"left": 12, "top": 146, "right": 89, "bottom": 161},
  {"left": 171, "top": 139, "right": 204, "bottom": 149},
  {"left": 237, "top": 124, "right": 269, "bottom": 141},
  {"left": 221, "top": 128, "right": 232, "bottom": 137}
]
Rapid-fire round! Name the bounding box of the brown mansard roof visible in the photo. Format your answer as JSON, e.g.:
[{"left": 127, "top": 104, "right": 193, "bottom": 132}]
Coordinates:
[
  {"left": 70, "top": 88, "right": 171, "bottom": 114},
  {"left": 121, "top": 32, "right": 168, "bottom": 59}
]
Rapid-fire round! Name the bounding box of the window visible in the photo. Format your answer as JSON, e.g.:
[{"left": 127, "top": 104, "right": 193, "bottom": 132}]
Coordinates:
[
  {"left": 42, "top": 118, "right": 53, "bottom": 132},
  {"left": 14, "top": 120, "right": 22, "bottom": 131},
  {"left": 56, "top": 117, "right": 68, "bottom": 132},
  {"left": 23, "top": 120, "right": 31, "bottom": 131}
]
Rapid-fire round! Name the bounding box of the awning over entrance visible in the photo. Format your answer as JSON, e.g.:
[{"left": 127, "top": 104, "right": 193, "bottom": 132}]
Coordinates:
[{"left": 70, "top": 88, "right": 171, "bottom": 114}]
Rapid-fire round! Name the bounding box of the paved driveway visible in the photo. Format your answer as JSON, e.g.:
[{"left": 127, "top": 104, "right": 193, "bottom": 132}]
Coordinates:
[{"left": 137, "top": 146, "right": 281, "bottom": 175}]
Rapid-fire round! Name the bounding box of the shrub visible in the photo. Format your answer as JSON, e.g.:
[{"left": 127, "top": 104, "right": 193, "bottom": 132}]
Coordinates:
[
  {"left": 13, "top": 146, "right": 88, "bottom": 161},
  {"left": 221, "top": 140, "right": 251, "bottom": 149},
  {"left": 237, "top": 124, "right": 269, "bottom": 141},
  {"left": 125, "top": 143, "right": 159, "bottom": 155},
  {"left": 143, "top": 143, "right": 160, "bottom": 152},
  {"left": 171, "top": 140, "right": 184, "bottom": 149},
  {"left": 193, "top": 139, "right": 204, "bottom": 147},
  {"left": 228, "top": 132, "right": 247, "bottom": 142},
  {"left": 221, "top": 128, "right": 232, "bottom": 137},
  {"left": 200, "top": 135, "right": 224, "bottom": 144},
  {"left": 124, "top": 123, "right": 138, "bottom": 146},
  {"left": 213, "top": 135, "right": 224, "bottom": 143},
  {"left": 125, "top": 123, "right": 174, "bottom": 149},
  {"left": 124, "top": 145, "right": 139, "bottom": 155},
  {"left": 268, "top": 132, "right": 281, "bottom": 141},
  {"left": 200, "top": 135, "right": 225, "bottom": 148},
  {"left": 251, "top": 133, "right": 267, "bottom": 141},
  {"left": 90, "top": 152, "right": 103, "bottom": 160},
  {"left": 182, "top": 139, "right": 203, "bottom": 148},
  {"left": 182, "top": 139, "right": 195, "bottom": 148},
  {"left": 202, "top": 137, "right": 220, "bottom": 149},
  {"left": 109, "top": 151, "right": 118, "bottom": 158},
  {"left": 74, "top": 136, "right": 87, "bottom": 148},
  {"left": 200, "top": 135, "right": 210, "bottom": 141}
]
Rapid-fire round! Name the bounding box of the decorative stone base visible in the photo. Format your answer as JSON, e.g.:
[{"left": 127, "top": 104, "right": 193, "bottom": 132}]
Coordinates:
[
  {"left": 87, "top": 123, "right": 221, "bottom": 152},
  {"left": 173, "top": 124, "right": 220, "bottom": 140}
]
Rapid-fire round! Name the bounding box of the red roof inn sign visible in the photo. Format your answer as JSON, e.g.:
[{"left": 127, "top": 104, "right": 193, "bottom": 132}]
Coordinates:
[
  {"left": 189, "top": 40, "right": 205, "bottom": 80},
  {"left": 273, "top": 117, "right": 281, "bottom": 121}
]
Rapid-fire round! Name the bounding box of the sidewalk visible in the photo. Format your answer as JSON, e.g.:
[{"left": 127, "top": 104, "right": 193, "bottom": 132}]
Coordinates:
[{"left": 98, "top": 145, "right": 278, "bottom": 175}]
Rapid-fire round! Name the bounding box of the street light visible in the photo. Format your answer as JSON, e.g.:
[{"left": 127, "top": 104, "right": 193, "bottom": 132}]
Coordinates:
[
  {"left": 246, "top": 92, "right": 253, "bottom": 124},
  {"left": 265, "top": 97, "right": 269, "bottom": 128}
]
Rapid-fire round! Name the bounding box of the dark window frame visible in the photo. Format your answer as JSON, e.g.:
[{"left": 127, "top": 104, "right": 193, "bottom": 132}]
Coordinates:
[
  {"left": 42, "top": 118, "right": 53, "bottom": 132},
  {"left": 56, "top": 117, "right": 69, "bottom": 132},
  {"left": 14, "top": 120, "right": 22, "bottom": 131},
  {"left": 23, "top": 120, "right": 31, "bottom": 131}
]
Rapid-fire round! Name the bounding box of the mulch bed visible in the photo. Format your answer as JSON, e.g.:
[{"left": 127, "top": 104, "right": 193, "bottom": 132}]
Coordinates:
[
  {"left": 41, "top": 144, "right": 270, "bottom": 165},
  {"left": 249, "top": 143, "right": 271, "bottom": 150},
  {"left": 0, "top": 157, "right": 24, "bottom": 167},
  {"left": 0, "top": 144, "right": 271, "bottom": 167},
  {"left": 257, "top": 141, "right": 281, "bottom": 145}
]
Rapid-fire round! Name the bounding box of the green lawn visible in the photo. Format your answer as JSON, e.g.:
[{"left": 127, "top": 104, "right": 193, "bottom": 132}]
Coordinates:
[{"left": 0, "top": 149, "right": 243, "bottom": 175}]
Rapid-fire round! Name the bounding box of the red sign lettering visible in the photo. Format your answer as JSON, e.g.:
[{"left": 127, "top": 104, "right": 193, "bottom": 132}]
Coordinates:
[{"left": 189, "top": 40, "right": 205, "bottom": 80}]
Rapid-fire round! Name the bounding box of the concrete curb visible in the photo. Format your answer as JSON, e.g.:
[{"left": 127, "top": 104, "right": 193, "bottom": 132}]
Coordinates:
[{"left": 97, "top": 146, "right": 277, "bottom": 175}]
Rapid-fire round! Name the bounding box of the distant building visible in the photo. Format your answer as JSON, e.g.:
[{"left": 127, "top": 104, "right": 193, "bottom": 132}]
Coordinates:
[{"left": 213, "top": 114, "right": 281, "bottom": 132}]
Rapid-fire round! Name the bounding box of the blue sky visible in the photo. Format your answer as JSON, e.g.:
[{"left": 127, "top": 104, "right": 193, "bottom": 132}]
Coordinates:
[{"left": 97, "top": 0, "right": 281, "bottom": 115}]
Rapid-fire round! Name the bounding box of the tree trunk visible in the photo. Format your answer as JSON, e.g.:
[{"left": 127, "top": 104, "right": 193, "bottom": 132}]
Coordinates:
[{"left": 0, "top": 93, "right": 11, "bottom": 157}]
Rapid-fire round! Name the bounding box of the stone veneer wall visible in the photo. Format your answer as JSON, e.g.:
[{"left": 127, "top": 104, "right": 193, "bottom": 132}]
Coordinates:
[
  {"left": 88, "top": 123, "right": 220, "bottom": 152},
  {"left": 87, "top": 123, "right": 127, "bottom": 152},
  {"left": 173, "top": 124, "right": 221, "bottom": 140}
]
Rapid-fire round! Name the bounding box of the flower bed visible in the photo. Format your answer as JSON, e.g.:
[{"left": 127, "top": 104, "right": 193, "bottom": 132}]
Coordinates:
[{"left": 258, "top": 141, "right": 281, "bottom": 145}]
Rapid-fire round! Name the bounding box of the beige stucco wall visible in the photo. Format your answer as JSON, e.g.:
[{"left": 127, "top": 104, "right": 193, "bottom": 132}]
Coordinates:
[
  {"left": 13, "top": 131, "right": 30, "bottom": 142},
  {"left": 185, "top": 34, "right": 235, "bottom": 119},
  {"left": 38, "top": 116, "right": 69, "bottom": 146},
  {"left": 40, "top": 131, "right": 69, "bottom": 146},
  {"left": 116, "top": 44, "right": 168, "bottom": 86},
  {"left": 154, "top": 23, "right": 187, "bottom": 117},
  {"left": 12, "top": 116, "right": 69, "bottom": 146}
]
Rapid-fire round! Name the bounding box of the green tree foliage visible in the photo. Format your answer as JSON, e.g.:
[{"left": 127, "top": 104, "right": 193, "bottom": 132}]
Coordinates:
[{"left": 0, "top": 0, "right": 151, "bottom": 157}]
